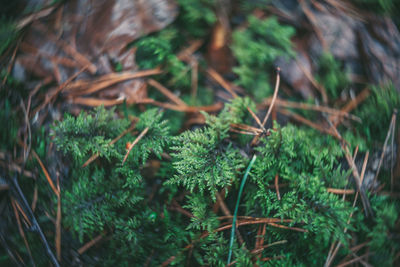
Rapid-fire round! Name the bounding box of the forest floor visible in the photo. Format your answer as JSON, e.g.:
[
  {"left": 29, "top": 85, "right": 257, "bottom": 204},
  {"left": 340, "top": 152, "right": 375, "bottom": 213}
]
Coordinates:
[{"left": 1, "top": 0, "right": 400, "bottom": 266}]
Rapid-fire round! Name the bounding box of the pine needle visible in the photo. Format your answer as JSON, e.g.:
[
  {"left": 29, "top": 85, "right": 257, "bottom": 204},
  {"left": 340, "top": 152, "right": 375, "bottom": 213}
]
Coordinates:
[{"left": 227, "top": 155, "right": 257, "bottom": 264}]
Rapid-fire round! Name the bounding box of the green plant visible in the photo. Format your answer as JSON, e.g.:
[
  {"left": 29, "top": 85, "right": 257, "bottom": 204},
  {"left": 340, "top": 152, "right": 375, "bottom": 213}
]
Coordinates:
[
  {"left": 355, "top": 82, "right": 400, "bottom": 143},
  {"left": 232, "top": 15, "right": 295, "bottom": 99},
  {"left": 168, "top": 108, "right": 245, "bottom": 198},
  {"left": 0, "top": 17, "right": 17, "bottom": 56},
  {"left": 316, "top": 52, "right": 349, "bottom": 99},
  {"left": 52, "top": 106, "right": 179, "bottom": 264}
]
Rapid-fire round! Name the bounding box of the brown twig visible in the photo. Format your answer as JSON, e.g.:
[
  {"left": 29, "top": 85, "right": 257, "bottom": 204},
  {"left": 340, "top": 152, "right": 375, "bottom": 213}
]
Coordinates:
[
  {"left": 215, "top": 219, "right": 303, "bottom": 232},
  {"left": 31, "top": 184, "right": 38, "bottom": 212},
  {"left": 247, "top": 107, "right": 265, "bottom": 131},
  {"left": 2, "top": 39, "right": 20, "bottom": 86},
  {"left": 327, "top": 188, "right": 355, "bottom": 195},
  {"left": 136, "top": 99, "right": 224, "bottom": 113},
  {"left": 325, "top": 151, "right": 370, "bottom": 267},
  {"left": 335, "top": 253, "right": 371, "bottom": 267},
  {"left": 66, "top": 69, "right": 162, "bottom": 96},
  {"left": 262, "top": 68, "right": 281, "bottom": 127},
  {"left": 82, "top": 120, "right": 137, "bottom": 167},
  {"left": 77, "top": 233, "right": 105, "bottom": 255},
  {"left": 206, "top": 68, "right": 238, "bottom": 98},
  {"left": 11, "top": 175, "right": 60, "bottom": 267},
  {"left": 278, "top": 108, "right": 336, "bottom": 137},
  {"left": 295, "top": 58, "right": 328, "bottom": 103},
  {"left": 122, "top": 127, "right": 149, "bottom": 165},
  {"left": 251, "top": 240, "right": 287, "bottom": 255},
  {"left": 31, "top": 150, "right": 58, "bottom": 196},
  {"left": 177, "top": 40, "right": 203, "bottom": 61},
  {"left": 14, "top": 201, "right": 32, "bottom": 228},
  {"left": 373, "top": 111, "right": 397, "bottom": 187},
  {"left": 11, "top": 198, "right": 35, "bottom": 266},
  {"left": 35, "top": 22, "right": 97, "bottom": 73},
  {"left": 231, "top": 123, "right": 264, "bottom": 135},
  {"left": 274, "top": 174, "right": 281, "bottom": 200},
  {"left": 331, "top": 88, "right": 370, "bottom": 127},
  {"left": 259, "top": 98, "right": 360, "bottom": 122},
  {"left": 191, "top": 59, "right": 199, "bottom": 103},
  {"left": 148, "top": 79, "right": 187, "bottom": 107},
  {"left": 32, "top": 65, "right": 89, "bottom": 117}
]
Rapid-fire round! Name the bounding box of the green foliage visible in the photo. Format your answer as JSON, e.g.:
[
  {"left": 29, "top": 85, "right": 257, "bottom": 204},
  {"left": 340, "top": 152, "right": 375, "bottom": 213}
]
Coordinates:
[
  {"left": 52, "top": 106, "right": 130, "bottom": 161},
  {"left": 352, "top": 0, "right": 400, "bottom": 14},
  {"left": 239, "top": 0, "right": 272, "bottom": 12},
  {"left": 176, "top": 0, "right": 216, "bottom": 38},
  {"left": 135, "top": 36, "right": 173, "bottom": 69},
  {"left": 232, "top": 15, "right": 295, "bottom": 99},
  {"left": 168, "top": 109, "right": 244, "bottom": 198},
  {"left": 135, "top": 31, "right": 191, "bottom": 88},
  {"left": 52, "top": 106, "right": 176, "bottom": 264},
  {"left": 131, "top": 108, "right": 170, "bottom": 164},
  {"left": 0, "top": 17, "right": 17, "bottom": 56},
  {"left": 355, "top": 82, "right": 400, "bottom": 143},
  {"left": 316, "top": 52, "right": 349, "bottom": 99},
  {"left": 243, "top": 124, "right": 355, "bottom": 265},
  {"left": 0, "top": 99, "right": 18, "bottom": 150},
  {"left": 3, "top": 2, "right": 400, "bottom": 265},
  {"left": 367, "top": 195, "right": 399, "bottom": 265}
]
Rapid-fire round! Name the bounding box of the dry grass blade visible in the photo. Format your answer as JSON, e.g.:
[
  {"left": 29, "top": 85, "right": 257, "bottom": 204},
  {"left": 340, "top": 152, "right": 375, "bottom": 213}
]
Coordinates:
[
  {"left": 77, "top": 233, "right": 105, "bottom": 255},
  {"left": 72, "top": 97, "right": 125, "bottom": 107},
  {"left": 373, "top": 111, "right": 397, "bottom": 186},
  {"left": 122, "top": 127, "right": 149, "bottom": 165},
  {"left": 247, "top": 107, "right": 265, "bottom": 130},
  {"left": 2, "top": 40, "right": 20, "bottom": 86},
  {"left": 267, "top": 222, "right": 308, "bottom": 232},
  {"left": 148, "top": 79, "right": 187, "bottom": 107},
  {"left": 35, "top": 22, "right": 97, "bottom": 73},
  {"left": 325, "top": 151, "right": 370, "bottom": 267},
  {"left": 11, "top": 198, "right": 34, "bottom": 265},
  {"left": 16, "top": 6, "right": 56, "bottom": 29},
  {"left": 229, "top": 128, "right": 259, "bottom": 135},
  {"left": 14, "top": 201, "right": 32, "bottom": 228},
  {"left": 216, "top": 219, "right": 297, "bottom": 232},
  {"left": 260, "top": 98, "right": 360, "bottom": 122},
  {"left": 66, "top": 69, "right": 162, "bottom": 96},
  {"left": 275, "top": 173, "right": 281, "bottom": 200},
  {"left": 32, "top": 65, "right": 89, "bottom": 117},
  {"left": 251, "top": 240, "right": 287, "bottom": 255},
  {"left": 278, "top": 108, "right": 336, "bottom": 137},
  {"left": 31, "top": 184, "right": 38, "bottom": 212},
  {"left": 331, "top": 88, "right": 370, "bottom": 127},
  {"left": 261, "top": 67, "right": 281, "bottom": 127},
  {"left": 191, "top": 60, "right": 199, "bottom": 101},
  {"left": 335, "top": 253, "right": 371, "bottom": 267},
  {"left": 32, "top": 150, "right": 58, "bottom": 196},
  {"left": 177, "top": 40, "right": 203, "bottom": 61},
  {"left": 137, "top": 99, "right": 224, "bottom": 113},
  {"left": 55, "top": 177, "right": 61, "bottom": 261},
  {"left": 206, "top": 68, "right": 238, "bottom": 98},
  {"left": 327, "top": 188, "right": 355, "bottom": 195},
  {"left": 295, "top": 58, "right": 328, "bottom": 103},
  {"left": 230, "top": 123, "right": 264, "bottom": 134},
  {"left": 82, "top": 121, "right": 137, "bottom": 167}
]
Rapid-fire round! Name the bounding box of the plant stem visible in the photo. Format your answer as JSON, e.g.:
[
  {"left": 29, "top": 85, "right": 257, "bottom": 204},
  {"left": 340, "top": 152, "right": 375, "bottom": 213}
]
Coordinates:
[{"left": 227, "top": 155, "right": 257, "bottom": 264}]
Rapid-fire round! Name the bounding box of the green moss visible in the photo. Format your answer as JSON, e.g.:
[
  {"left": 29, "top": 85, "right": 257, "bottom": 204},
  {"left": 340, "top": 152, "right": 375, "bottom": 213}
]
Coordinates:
[
  {"left": 232, "top": 16, "right": 295, "bottom": 99},
  {"left": 316, "top": 52, "right": 349, "bottom": 99},
  {"left": 355, "top": 83, "right": 400, "bottom": 144}
]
